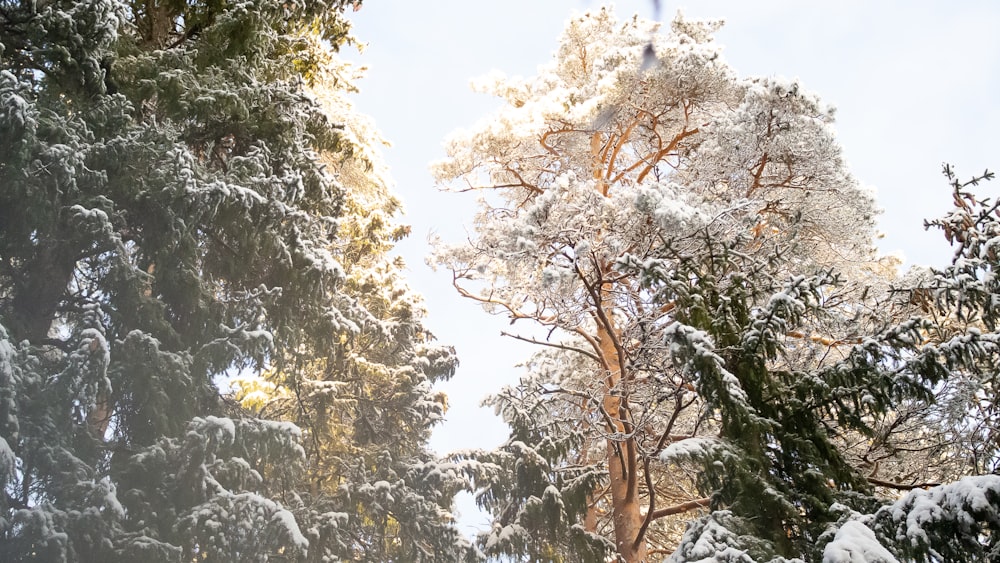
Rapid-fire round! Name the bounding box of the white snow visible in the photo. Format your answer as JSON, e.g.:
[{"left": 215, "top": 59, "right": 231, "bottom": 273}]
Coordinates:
[
  {"left": 660, "top": 437, "right": 719, "bottom": 463},
  {"left": 822, "top": 521, "right": 898, "bottom": 563},
  {"left": 0, "top": 436, "right": 15, "bottom": 478}
]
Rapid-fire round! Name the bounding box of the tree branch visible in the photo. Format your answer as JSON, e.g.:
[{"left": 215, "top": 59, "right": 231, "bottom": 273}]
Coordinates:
[
  {"left": 629, "top": 127, "right": 700, "bottom": 185},
  {"left": 648, "top": 497, "right": 710, "bottom": 519},
  {"left": 633, "top": 457, "right": 657, "bottom": 550},
  {"left": 786, "top": 330, "right": 862, "bottom": 347},
  {"left": 499, "top": 330, "right": 600, "bottom": 362},
  {"left": 867, "top": 477, "right": 941, "bottom": 490}
]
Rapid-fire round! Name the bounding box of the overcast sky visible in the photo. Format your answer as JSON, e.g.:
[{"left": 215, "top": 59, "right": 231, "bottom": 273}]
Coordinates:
[{"left": 343, "top": 0, "right": 1000, "bottom": 533}]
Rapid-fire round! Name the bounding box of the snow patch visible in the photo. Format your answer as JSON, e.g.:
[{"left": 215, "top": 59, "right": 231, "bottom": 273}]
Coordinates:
[{"left": 823, "top": 521, "right": 898, "bottom": 563}]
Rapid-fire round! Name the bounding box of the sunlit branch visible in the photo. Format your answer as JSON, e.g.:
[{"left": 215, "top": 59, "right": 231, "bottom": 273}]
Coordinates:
[
  {"left": 867, "top": 477, "right": 941, "bottom": 490},
  {"left": 786, "top": 330, "right": 862, "bottom": 347},
  {"left": 648, "top": 497, "right": 710, "bottom": 520},
  {"left": 602, "top": 116, "right": 642, "bottom": 185},
  {"left": 632, "top": 127, "right": 700, "bottom": 185}
]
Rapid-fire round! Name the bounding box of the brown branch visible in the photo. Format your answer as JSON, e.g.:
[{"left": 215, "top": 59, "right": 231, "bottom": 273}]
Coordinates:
[
  {"left": 786, "top": 330, "right": 862, "bottom": 347},
  {"left": 451, "top": 181, "right": 542, "bottom": 194},
  {"left": 602, "top": 116, "right": 642, "bottom": 185},
  {"left": 633, "top": 457, "right": 657, "bottom": 550},
  {"left": 574, "top": 260, "right": 629, "bottom": 389},
  {"left": 631, "top": 127, "right": 700, "bottom": 185},
  {"left": 539, "top": 127, "right": 575, "bottom": 156},
  {"left": 649, "top": 497, "right": 710, "bottom": 519},
  {"left": 746, "top": 153, "right": 769, "bottom": 197},
  {"left": 622, "top": 409, "right": 639, "bottom": 503},
  {"left": 502, "top": 164, "right": 544, "bottom": 196},
  {"left": 637, "top": 395, "right": 701, "bottom": 549},
  {"left": 867, "top": 477, "right": 941, "bottom": 491},
  {"left": 450, "top": 272, "right": 608, "bottom": 369},
  {"left": 499, "top": 330, "right": 600, "bottom": 362},
  {"left": 591, "top": 131, "right": 608, "bottom": 194},
  {"left": 653, "top": 394, "right": 686, "bottom": 455},
  {"left": 451, "top": 276, "right": 555, "bottom": 324},
  {"left": 165, "top": 22, "right": 203, "bottom": 49}
]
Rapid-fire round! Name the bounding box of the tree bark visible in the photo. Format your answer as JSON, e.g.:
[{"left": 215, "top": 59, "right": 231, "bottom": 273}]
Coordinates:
[{"left": 597, "top": 294, "right": 648, "bottom": 563}]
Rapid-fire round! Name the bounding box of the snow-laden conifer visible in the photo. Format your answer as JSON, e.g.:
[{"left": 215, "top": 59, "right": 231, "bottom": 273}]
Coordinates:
[{"left": 0, "top": 0, "right": 474, "bottom": 560}]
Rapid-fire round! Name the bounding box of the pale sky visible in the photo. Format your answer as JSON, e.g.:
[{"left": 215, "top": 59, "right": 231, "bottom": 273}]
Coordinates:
[{"left": 344, "top": 0, "right": 1000, "bottom": 535}]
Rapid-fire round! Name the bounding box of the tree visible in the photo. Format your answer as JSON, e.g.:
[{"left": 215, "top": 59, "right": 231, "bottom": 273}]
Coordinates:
[
  {"left": 815, "top": 167, "right": 1000, "bottom": 563},
  {"left": 432, "top": 9, "right": 917, "bottom": 562},
  {"left": 231, "top": 66, "right": 479, "bottom": 562},
  {"left": 0, "top": 0, "right": 474, "bottom": 560}
]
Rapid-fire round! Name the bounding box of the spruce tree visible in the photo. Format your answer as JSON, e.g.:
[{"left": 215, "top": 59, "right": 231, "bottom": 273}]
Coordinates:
[{"left": 0, "top": 0, "right": 475, "bottom": 560}]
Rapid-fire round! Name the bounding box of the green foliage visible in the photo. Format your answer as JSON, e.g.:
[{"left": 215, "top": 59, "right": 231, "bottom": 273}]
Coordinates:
[
  {"left": 643, "top": 232, "right": 884, "bottom": 558},
  {"left": 0, "top": 0, "right": 474, "bottom": 560},
  {"left": 458, "top": 361, "right": 615, "bottom": 562},
  {"left": 662, "top": 167, "right": 1000, "bottom": 561}
]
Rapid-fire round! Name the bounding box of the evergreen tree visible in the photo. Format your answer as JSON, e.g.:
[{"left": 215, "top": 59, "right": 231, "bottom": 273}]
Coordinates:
[
  {"left": 436, "top": 9, "right": 893, "bottom": 561},
  {"left": 232, "top": 73, "right": 478, "bottom": 562},
  {"left": 790, "top": 167, "right": 1000, "bottom": 563},
  {"left": 0, "top": 0, "right": 475, "bottom": 560}
]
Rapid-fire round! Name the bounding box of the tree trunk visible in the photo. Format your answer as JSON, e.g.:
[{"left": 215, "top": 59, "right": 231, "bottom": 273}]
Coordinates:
[
  {"left": 590, "top": 130, "right": 648, "bottom": 561},
  {"left": 9, "top": 241, "right": 77, "bottom": 343},
  {"left": 604, "top": 423, "right": 648, "bottom": 562},
  {"left": 139, "top": 0, "right": 176, "bottom": 47},
  {"left": 598, "top": 295, "right": 648, "bottom": 563}
]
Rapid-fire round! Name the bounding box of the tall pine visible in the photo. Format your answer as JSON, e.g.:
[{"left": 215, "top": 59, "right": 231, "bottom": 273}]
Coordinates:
[
  {"left": 433, "top": 8, "right": 998, "bottom": 561},
  {"left": 433, "top": 10, "right": 895, "bottom": 561}
]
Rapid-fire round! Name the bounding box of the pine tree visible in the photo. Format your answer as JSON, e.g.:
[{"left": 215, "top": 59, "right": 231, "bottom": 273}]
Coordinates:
[
  {"left": 431, "top": 9, "right": 923, "bottom": 562},
  {"left": 0, "top": 0, "right": 474, "bottom": 560}
]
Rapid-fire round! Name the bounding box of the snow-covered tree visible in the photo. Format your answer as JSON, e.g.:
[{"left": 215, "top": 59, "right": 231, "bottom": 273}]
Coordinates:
[
  {"left": 814, "top": 167, "right": 1000, "bottom": 563},
  {"left": 431, "top": 8, "right": 922, "bottom": 562},
  {"left": 231, "top": 68, "right": 479, "bottom": 562},
  {"left": 0, "top": 0, "right": 474, "bottom": 560}
]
